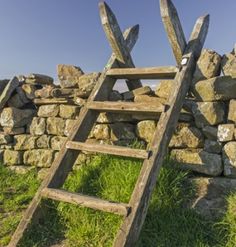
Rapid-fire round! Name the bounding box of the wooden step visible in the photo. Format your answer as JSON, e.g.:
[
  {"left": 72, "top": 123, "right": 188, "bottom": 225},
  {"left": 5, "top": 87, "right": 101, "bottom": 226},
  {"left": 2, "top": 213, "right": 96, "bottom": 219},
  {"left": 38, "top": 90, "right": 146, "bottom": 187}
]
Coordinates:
[
  {"left": 87, "top": 101, "right": 165, "bottom": 114},
  {"left": 106, "top": 66, "right": 177, "bottom": 79},
  {"left": 7, "top": 24, "right": 140, "bottom": 247},
  {"left": 66, "top": 141, "right": 150, "bottom": 159},
  {"left": 41, "top": 188, "right": 130, "bottom": 216}
]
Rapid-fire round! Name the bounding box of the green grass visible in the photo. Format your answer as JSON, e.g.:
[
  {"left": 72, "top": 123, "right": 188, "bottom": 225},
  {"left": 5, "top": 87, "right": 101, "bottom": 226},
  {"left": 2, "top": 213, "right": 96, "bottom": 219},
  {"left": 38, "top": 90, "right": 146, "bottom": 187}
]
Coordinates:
[
  {"left": 0, "top": 166, "right": 39, "bottom": 246},
  {"left": 216, "top": 194, "right": 236, "bottom": 247},
  {"left": 0, "top": 155, "right": 236, "bottom": 247}
]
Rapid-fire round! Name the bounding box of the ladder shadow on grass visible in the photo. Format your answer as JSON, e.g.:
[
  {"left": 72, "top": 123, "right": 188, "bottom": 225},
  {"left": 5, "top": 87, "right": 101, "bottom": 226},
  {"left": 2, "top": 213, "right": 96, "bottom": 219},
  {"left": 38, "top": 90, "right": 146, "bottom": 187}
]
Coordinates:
[
  {"left": 18, "top": 157, "right": 231, "bottom": 247},
  {"left": 17, "top": 158, "right": 107, "bottom": 247},
  {"left": 18, "top": 154, "right": 137, "bottom": 247}
]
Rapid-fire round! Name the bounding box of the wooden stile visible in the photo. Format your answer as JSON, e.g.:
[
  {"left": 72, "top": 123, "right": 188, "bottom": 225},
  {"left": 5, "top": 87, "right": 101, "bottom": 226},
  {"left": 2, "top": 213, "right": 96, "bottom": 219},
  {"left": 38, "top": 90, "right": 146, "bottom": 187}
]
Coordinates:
[{"left": 8, "top": 1, "right": 209, "bottom": 246}]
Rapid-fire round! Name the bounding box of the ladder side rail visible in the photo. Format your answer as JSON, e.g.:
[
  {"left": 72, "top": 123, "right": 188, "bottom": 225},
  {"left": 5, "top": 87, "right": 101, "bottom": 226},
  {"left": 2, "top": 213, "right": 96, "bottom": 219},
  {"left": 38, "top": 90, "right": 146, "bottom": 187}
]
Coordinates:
[
  {"left": 8, "top": 25, "right": 139, "bottom": 247},
  {"left": 113, "top": 14, "right": 209, "bottom": 247}
]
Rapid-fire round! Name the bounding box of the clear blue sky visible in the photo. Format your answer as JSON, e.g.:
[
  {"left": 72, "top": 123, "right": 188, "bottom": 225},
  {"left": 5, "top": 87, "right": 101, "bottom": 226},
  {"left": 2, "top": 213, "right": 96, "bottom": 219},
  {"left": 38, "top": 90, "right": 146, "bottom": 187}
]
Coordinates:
[{"left": 0, "top": 0, "right": 236, "bottom": 80}]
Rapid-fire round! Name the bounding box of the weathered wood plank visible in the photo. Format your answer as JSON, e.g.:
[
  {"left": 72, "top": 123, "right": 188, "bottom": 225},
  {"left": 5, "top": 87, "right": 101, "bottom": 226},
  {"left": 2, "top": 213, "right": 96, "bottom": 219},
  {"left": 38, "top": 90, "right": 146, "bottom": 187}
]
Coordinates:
[
  {"left": 99, "top": 1, "right": 134, "bottom": 65},
  {"left": 66, "top": 141, "right": 150, "bottom": 159},
  {"left": 185, "top": 15, "right": 210, "bottom": 59},
  {"left": 106, "top": 66, "right": 177, "bottom": 79},
  {"left": 160, "top": 0, "right": 187, "bottom": 65},
  {"left": 41, "top": 188, "right": 130, "bottom": 216},
  {"left": 113, "top": 14, "right": 209, "bottom": 247},
  {"left": 0, "top": 77, "right": 19, "bottom": 110},
  {"left": 87, "top": 101, "right": 165, "bottom": 114},
  {"left": 8, "top": 25, "right": 139, "bottom": 247},
  {"left": 99, "top": 1, "right": 142, "bottom": 90},
  {"left": 105, "top": 25, "right": 139, "bottom": 70}
]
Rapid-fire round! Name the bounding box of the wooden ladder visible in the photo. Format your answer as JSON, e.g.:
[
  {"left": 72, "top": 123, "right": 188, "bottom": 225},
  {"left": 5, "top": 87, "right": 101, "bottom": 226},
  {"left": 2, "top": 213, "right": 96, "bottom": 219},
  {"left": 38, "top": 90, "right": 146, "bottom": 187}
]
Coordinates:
[{"left": 8, "top": 1, "right": 209, "bottom": 246}]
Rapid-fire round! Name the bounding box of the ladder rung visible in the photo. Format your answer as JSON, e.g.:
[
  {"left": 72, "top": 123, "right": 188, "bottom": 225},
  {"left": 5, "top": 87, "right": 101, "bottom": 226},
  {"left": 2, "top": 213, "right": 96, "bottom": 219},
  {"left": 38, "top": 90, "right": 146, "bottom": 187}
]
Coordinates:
[
  {"left": 106, "top": 66, "right": 178, "bottom": 79},
  {"left": 41, "top": 188, "right": 130, "bottom": 216},
  {"left": 87, "top": 101, "right": 165, "bottom": 114},
  {"left": 66, "top": 141, "right": 150, "bottom": 159}
]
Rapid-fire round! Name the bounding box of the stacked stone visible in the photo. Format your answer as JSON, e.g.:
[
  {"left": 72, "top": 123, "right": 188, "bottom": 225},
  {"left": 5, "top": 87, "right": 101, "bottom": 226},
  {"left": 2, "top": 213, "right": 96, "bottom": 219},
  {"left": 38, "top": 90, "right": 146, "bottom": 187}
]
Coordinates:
[
  {"left": 56, "top": 64, "right": 100, "bottom": 102},
  {"left": 23, "top": 65, "right": 101, "bottom": 175},
  {"left": 96, "top": 48, "right": 236, "bottom": 180},
  {"left": 88, "top": 83, "right": 192, "bottom": 147},
  {"left": 0, "top": 48, "right": 236, "bottom": 182},
  {"left": 0, "top": 65, "right": 104, "bottom": 175},
  {"left": 132, "top": 48, "right": 236, "bottom": 179},
  {"left": 89, "top": 87, "right": 153, "bottom": 147},
  {"left": 0, "top": 73, "right": 53, "bottom": 173},
  {"left": 26, "top": 102, "right": 81, "bottom": 177},
  {"left": 0, "top": 64, "right": 133, "bottom": 175}
]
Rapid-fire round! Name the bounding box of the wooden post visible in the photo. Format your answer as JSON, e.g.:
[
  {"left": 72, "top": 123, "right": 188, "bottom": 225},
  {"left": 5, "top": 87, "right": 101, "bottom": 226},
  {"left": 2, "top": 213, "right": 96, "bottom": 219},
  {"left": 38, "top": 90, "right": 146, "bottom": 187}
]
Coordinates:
[
  {"left": 99, "top": 1, "right": 142, "bottom": 90},
  {"left": 160, "top": 0, "right": 187, "bottom": 65}
]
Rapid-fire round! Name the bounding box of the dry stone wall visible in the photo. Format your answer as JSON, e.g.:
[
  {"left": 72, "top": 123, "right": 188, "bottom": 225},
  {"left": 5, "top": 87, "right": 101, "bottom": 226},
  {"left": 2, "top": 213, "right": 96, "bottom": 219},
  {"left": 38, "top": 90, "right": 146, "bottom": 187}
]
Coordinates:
[{"left": 0, "top": 48, "right": 236, "bottom": 181}]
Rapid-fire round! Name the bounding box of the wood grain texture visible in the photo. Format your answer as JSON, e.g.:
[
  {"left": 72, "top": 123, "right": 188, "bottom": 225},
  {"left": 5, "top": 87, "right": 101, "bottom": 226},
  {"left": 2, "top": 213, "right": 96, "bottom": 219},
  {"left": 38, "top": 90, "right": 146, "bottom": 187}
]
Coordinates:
[
  {"left": 99, "top": 1, "right": 133, "bottom": 65},
  {"left": 160, "top": 0, "right": 187, "bottom": 64},
  {"left": 41, "top": 188, "right": 130, "bottom": 216},
  {"left": 99, "top": 1, "right": 142, "bottom": 90},
  {"left": 87, "top": 101, "right": 165, "bottom": 114},
  {"left": 106, "top": 66, "right": 177, "bottom": 79},
  {"left": 104, "top": 25, "right": 139, "bottom": 70},
  {"left": 185, "top": 15, "right": 210, "bottom": 59},
  {"left": 66, "top": 141, "right": 150, "bottom": 159},
  {"left": 113, "top": 14, "right": 209, "bottom": 247}
]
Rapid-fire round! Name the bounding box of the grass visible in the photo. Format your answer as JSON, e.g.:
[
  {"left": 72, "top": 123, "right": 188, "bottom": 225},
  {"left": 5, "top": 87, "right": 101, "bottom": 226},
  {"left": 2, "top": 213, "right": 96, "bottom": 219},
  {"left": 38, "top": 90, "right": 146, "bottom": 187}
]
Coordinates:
[
  {"left": 0, "top": 166, "right": 39, "bottom": 246},
  {"left": 0, "top": 155, "right": 235, "bottom": 247},
  {"left": 216, "top": 194, "right": 236, "bottom": 247}
]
